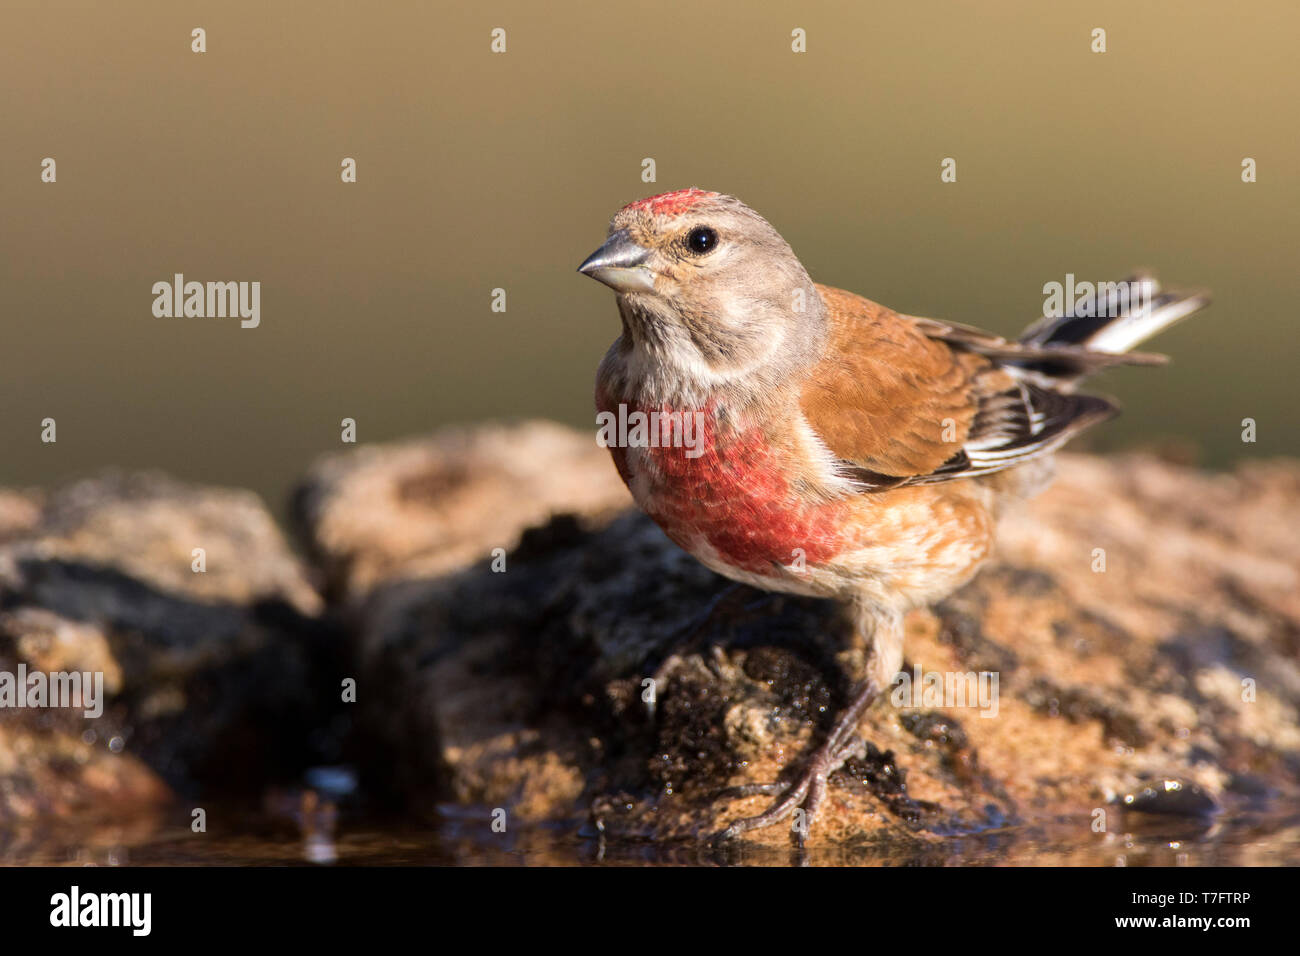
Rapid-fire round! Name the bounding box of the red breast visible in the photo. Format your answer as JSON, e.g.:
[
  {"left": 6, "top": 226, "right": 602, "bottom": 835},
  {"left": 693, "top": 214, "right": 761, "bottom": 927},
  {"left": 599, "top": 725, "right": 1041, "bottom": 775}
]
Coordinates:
[{"left": 597, "top": 387, "right": 848, "bottom": 575}]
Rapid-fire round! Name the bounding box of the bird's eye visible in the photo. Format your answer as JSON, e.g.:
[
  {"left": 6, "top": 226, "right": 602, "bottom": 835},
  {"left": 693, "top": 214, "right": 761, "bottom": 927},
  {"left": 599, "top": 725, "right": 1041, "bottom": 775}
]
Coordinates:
[{"left": 686, "top": 226, "right": 719, "bottom": 256}]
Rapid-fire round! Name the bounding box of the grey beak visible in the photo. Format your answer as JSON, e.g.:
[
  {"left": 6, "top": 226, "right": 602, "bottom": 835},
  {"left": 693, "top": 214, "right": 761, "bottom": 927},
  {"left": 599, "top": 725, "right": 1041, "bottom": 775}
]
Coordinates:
[{"left": 577, "top": 229, "right": 655, "bottom": 293}]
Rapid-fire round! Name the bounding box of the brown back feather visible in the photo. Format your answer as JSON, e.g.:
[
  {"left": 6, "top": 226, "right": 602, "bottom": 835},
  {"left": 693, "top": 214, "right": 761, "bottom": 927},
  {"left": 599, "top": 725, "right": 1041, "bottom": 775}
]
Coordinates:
[{"left": 799, "top": 285, "right": 1118, "bottom": 491}]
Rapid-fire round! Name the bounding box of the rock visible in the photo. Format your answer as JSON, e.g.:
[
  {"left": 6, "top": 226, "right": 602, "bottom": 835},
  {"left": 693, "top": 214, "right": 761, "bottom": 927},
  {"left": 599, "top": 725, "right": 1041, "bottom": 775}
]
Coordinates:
[
  {"left": 292, "top": 421, "right": 632, "bottom": 601},
  {"left": 0, "top": 472, "right": 336, "bottom": 822},
  {"left": 7, "top": 421, "right": 1298, "bottom": 856},
  {"left": 329, "top": 434, "right": 1300, "bottom": 849}
]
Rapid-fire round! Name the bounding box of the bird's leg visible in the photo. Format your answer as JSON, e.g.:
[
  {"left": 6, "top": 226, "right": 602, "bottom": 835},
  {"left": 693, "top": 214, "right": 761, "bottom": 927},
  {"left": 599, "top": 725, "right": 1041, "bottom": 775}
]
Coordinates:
[
  {"left": 717, "top": 602, "right": 900, "bottom": 845},
  {"left": 715, "top": 679, "right": 882, "bottom": 846}
]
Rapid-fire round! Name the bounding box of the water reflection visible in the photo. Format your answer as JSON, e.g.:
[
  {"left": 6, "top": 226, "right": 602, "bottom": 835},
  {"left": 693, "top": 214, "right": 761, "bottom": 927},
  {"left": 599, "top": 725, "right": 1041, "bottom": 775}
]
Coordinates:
[{"left": 3, "top": 804, "right": 1297, "bottom": 867}]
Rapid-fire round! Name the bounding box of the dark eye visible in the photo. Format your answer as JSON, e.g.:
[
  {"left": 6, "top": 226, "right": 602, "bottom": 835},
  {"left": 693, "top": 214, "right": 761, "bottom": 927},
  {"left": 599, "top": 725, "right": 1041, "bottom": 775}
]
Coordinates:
[{"left": 686, "top": 226, "right": 718, "bottom": 255}]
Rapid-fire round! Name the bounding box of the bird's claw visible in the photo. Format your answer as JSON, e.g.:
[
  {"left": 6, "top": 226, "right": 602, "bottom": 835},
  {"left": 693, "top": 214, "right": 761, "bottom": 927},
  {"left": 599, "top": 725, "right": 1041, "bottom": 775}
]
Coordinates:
[
  {"left": 714, "top": 680, "right": 881, "bottom": 847},
  {"left": 714, "top": 732, "right": 866, "bottom": 846}
]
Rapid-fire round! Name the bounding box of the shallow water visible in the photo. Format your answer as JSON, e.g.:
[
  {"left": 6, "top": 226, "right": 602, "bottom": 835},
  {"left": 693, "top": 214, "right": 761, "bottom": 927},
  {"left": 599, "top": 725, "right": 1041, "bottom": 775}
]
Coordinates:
[{"left": 6, "top": 803, "right": 1298, "bottom": 867}]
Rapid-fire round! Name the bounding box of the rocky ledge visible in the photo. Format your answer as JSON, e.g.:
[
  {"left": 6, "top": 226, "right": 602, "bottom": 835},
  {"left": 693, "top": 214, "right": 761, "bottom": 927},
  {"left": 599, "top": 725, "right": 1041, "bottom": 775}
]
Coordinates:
[{"left": 2, "top": 421, "right": 1298, "bottom": 855}]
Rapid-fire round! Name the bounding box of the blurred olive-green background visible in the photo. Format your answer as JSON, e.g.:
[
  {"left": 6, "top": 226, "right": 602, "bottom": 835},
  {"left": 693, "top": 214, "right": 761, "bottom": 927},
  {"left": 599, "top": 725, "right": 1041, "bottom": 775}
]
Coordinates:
[{"left": 3, "top": 0, "right": 1296, "bottom": 514}]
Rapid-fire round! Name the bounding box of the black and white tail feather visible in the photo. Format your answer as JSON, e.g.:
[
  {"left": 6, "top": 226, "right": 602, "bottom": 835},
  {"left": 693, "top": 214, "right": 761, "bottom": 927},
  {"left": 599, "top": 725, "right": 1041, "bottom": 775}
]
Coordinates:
[
  {"left": 1012, "top": 271, "right": 1209, "bottom": 384},
  {"left": 866, "top": 273, "right": 1211, "bottom": 489}
]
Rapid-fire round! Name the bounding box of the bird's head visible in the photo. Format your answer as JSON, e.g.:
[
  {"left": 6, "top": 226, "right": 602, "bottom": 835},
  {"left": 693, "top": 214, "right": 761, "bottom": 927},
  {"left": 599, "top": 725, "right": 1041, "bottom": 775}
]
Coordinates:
[{"left": 579, "top": 189, "right": 827, "bottom": 397}]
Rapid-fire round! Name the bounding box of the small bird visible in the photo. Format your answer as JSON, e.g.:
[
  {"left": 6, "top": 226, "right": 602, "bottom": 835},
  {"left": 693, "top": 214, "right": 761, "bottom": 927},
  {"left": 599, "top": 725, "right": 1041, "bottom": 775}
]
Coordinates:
[{"left": 578, "top": 187, "right": 1208, "bottom": 844}]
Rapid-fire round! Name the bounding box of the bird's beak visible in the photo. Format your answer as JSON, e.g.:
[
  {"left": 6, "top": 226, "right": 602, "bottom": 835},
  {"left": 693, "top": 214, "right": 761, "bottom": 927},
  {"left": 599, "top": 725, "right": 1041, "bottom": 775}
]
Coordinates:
[{"left": 577, "top": 230, "right": 655, "bottom": 293}]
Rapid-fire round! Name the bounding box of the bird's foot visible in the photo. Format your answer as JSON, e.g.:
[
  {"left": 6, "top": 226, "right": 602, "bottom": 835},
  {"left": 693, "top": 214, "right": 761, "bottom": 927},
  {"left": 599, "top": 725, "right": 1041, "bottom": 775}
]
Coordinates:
[{"left": 715, "top": 679, "right": 881, "bottom": 846}]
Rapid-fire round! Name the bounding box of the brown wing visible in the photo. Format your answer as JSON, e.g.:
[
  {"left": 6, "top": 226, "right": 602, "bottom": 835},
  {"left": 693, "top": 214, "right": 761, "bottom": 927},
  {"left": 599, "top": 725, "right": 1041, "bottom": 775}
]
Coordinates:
[{"left": 799, "top": 285, "right": 1116, "bottom": 491}]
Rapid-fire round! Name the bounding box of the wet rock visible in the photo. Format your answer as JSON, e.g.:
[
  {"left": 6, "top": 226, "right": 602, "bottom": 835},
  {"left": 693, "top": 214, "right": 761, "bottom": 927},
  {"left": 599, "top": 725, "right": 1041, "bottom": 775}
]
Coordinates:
[
  {"left": 0, "top": 472, "right": 335, "bottom": 822},
  {"left": 7, "top": 420, "right": 1299, "bottom": 857},
  {"left": 322, "top": 425, "right": 1300, "bottom": 848},
  {"left": 1118, "top": 779, "right": 1220, "bottom": 819}
]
